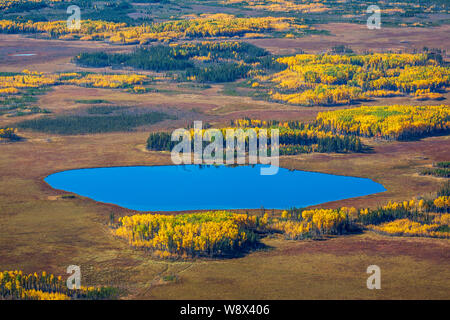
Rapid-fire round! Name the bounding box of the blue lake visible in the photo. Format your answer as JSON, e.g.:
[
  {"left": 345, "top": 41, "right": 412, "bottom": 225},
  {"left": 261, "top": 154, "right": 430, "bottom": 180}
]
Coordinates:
[{"left": 44, "top": 165, "right": 386, "bottom": 211}]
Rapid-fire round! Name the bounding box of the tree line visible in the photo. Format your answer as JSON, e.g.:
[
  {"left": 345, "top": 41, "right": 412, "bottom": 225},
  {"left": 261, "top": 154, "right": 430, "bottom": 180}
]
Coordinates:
[
  {"left": 73, "top": 42, "right": 278, "bottom": 82},
  {"left": 146, "top": 129, "right": 363, "bottom": 155}
]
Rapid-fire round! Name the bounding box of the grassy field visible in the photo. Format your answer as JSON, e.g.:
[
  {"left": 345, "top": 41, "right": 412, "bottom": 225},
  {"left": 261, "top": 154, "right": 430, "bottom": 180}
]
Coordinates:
[
  {"left": 0, "top": 3, "right": 449, "bottom": 299},
  {"left": 0, "top": 127, "right": 448, "bottom": 299}
]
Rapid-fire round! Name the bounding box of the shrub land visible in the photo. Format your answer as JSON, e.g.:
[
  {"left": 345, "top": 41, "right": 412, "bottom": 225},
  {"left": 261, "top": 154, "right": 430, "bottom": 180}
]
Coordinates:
[
  {"left": 17, "top": 111, "right": 172, "bottom": 135},
  {"left": 420, "top": 162, "right": 450, "bottom": 178},
  {"left": 0, "top": 70, "right": 150, "bottom": 117}
]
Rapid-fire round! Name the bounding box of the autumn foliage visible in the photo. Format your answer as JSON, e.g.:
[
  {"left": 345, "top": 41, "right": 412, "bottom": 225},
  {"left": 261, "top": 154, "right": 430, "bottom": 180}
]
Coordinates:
[
  {"left": 316, "top": 105, "right": 450, "bottom": 140},
  {"left": 114, "top": 211, "right": 265, "bottom": 258},
  {"left": 358, "top": 183, "right": 450, "bottom": 238},
  {"left": 0, "top": 128, "right": 19, "bottom": 141},
  {"left": 0, "top": 270, "right": 116, "bottom": 300},
  {"left": 269, "top": 207, "right": 358, "bottom": 240},
  {"left": 114, "top": 182, "right": 449, "bottom": 260},
  {"left": 0, "top": 14, "right": 309, "bottom": 43},
  {"left": 0, "top": 70, "right": 149, "bottom": 95},
  {"left": 259, "top": 53, "right": 449, "bottom": 106},
  {"left": 147, "top": 119, "right": 363, "bottom": 155}
]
